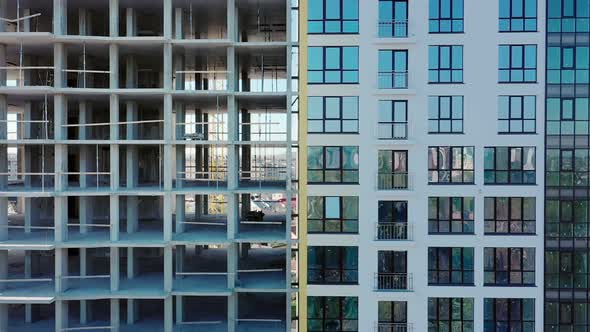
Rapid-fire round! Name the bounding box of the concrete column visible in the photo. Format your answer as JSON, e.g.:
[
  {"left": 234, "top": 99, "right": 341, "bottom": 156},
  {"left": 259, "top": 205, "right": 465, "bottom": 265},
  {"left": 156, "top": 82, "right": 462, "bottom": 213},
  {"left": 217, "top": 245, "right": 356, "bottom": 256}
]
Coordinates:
[
  {"left": 164, "top": 246, "right": 172, "bottom": 292},
  {"left": 109, "top": 45, "right": 119, "bottom": 89},
  {"left": 0, "top": 95, "right": 6, "bottom": 194},
  {"left": 163, "top": 95, "right": 173, "bottom": 190},
  {"left": 24, "top": 251, "right": 33, "bottom": 323},
  {"left": 125, "top": 8, "right": 137, "bottom": 37},
  {"left": 0, "top": 45, "right": 6, "bottom": 86},
  {"left": 53, "top": 0, "right": 66, "bottom": 35},
  {"left": 55, "top": 300, "right": 68, "bottom": 332},
  {"left": 164, "top": 297, "right": 173, "bottom": 332},
  {"left": 110, "top": 299, "right": 120, "bottom": 332},
  {"left": 109, "top": 0, "right": 119, "bottom": 37},
  {"left": 174, "top": 8, "right": 183, "bottom": 39},
  {"left": 55, "top": 248, "right": 68, "bottom": 292},
  {"left": 0, "top": 0, "right": 7, "bottom": 33},
  {"left": 110, "top": 195, "right": 119, "bottom": 241},
  {"left": 24, "top": 198, "right": 39, "bottom": 233},
  {"left": 227, "top": 194, "right": 237, "bottom": 240},
  {"left": 164, "top": 44, "right": 173, "bottom": 91},
  {"left": 163, "top": 0, "right": 172, "bottom": 39},
  {"left": 80, "top": 248, "right": 88, "bottom": 324},
  {"left": 175, "top": 295, "right": 183, "bottom": 324},
  {"left": 54, "top": 43, "right": 66, "bottom": 88},
  {"left": 227, "top": 293, "right": 237, "bottom": 332},
  {"left": 0, "top": 198, "right": 7, "bottom": 241},
  {"left": 227, "top": 0, "right": 236, "bottom": 42},
  {"left": 127, "top": 248, "right": 137, "bottom": 324},
  {"left": 173, "top": 53, "right": 184, "bottom": 91},
  {"left": 110, "top": 247, "right": 119, "bottom": 291},
  {"left": 125, "top": 56, "right": 137, "bottom": 89},
  {"left": 0, "top": 304, "right": 7, "bottom": 332},
  {"left": 54, "top": 197, "right": 68, "bottom": 242},
  {"left": 163, "top": 194, "right": 173, "bottom": 241}
]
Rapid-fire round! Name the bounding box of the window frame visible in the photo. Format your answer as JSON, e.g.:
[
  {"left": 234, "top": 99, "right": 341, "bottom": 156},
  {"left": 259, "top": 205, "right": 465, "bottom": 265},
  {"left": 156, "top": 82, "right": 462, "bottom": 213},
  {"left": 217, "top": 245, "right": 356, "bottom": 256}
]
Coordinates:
[
  {"left": 308, "top": 46, "right": 359, "bottom": 84},
  {"left": 308, "top": 146, "right": 359, "bottom": 184},
  {"left": 308, "top": 246, "right": 359, "bottom": 285},
  {"left": 429, "top": 0, "right": 464, "bottom": 33},
  {"left": 498, "top": 44, "right": 537, "bottom": 83},
  {"left": 484, "top": 298, "right": 535, "bottom": 332},
  {"left": 308, "top": 96, "right": 359, "bottom": 134},
  {"left": 378, "top": 301, "right": 408, "bottom": 325},
  {"left": 484, "top": 247, "right": 536, "bottom": 286},
  {"left": 308, "top": 0, "right": 360, "bottom": 34},
  {"left": 428, "top": 95, "right": 464, "bottom": 133},
  {"left": 428, "top": 247, "right": 475, "bottom": 286},
  {"left": 428, "top": 196, "right": 475, "bottom": 234},
  {"left": 428, "top": 45, "right": 464, "bottom": 84},
  {"left": 499, "top": 0, "right": 538, "bottom": 32},
  {"left": 484, "top": 197, "right": 536, "bottom": 235},
  {"left": 428, "top": 146, "right": 475, "bottom": 184},
  {"left": 308, "top": 196, "right": 359, "bottom": 234},
  {"left": 378, "top": 49, "right": 409, "bottom": 89},
  {"left": 498, "top": 95, "right": 537, "bottom": 134},
  {"left": 308, "top": 296, "right": 359, "bottom": 332},
  {"left": 378, "top": 100, "right": 408, "bottom": 140},
  {"left": 378, "top": 0, "right": 409, "bottom": 38},
  {"left": 484, "top": 146, "right": 536, "bottom": 185},
  {"left": 428, "top": 297, "right": 475, "bottom": 332}
]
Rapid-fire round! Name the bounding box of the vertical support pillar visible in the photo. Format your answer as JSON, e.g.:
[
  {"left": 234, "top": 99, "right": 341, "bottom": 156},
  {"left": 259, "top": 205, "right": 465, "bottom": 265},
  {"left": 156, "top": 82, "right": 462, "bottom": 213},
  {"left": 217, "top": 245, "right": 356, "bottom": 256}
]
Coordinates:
[
  {"left": 55, "top": 300, "right": 68, "bottom": 332},
  {"left": 110, "top": 247, "right": 119, "bottom": 291},
  {"left": 0, "top": 45, "right": 6, "bottom": 86},
  {"left": 164, "top": 246, "right": 173, "bottom": 292},
  {"left": 53, "top": 0, "right": 66, "bottom": 35},
  {"left": 125, "top": 8, "right": 137, "bottom": 37},
  {"left": 174, "top": 8, "right": 183, "bottom": 39},
  {"left": 127, "top": 248, "right": 137, "bottom": 324},
  {"left": 163, "top": 0, "right": 172, "bottom": 39},
  {"left": 164, "top": 296, "right": 173, "bottom": 332},
  {"left": 79, "top": 248, "right": 88, "bottom": 324},
  {"left": 0, "top": 0, "right": 7, "bottom": 33},
  {"left": 175, "top": 295, "right": 183, "bottom": 324},
  {"left": 110, "top": 299, "right": 120, "bottom": 332},
  {"left": 109, "top": 0, "right": 119, "bottom": 37}
]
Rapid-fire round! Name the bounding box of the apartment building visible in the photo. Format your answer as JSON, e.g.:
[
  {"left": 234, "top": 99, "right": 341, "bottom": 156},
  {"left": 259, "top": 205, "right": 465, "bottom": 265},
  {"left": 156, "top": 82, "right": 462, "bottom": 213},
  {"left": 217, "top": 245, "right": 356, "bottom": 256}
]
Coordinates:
[
  {"left": 299, "top": 0, "right": 545, "bottom": 331},
  {"left": 0, "top": 0, "right": 298, "bottom": 331}
]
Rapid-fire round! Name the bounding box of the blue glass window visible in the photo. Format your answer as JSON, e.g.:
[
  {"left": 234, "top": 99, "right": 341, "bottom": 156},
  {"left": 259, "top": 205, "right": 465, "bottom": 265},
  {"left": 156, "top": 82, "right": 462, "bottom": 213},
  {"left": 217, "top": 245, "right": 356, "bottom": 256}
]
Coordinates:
[
  {"left": 547, "top": 46, "right": 590, "bottom": 84},
  {"left": 378, "top": 0, "right": 408, "bottom": 37},
  {"left": 498, "top": 96, "right": 536, "bottom": 133},
  {"left": 428, "top": 96, "right": 464, "bottom": 133},
  {"left": 499, "top": 0, "right": 537, "bottom": 32},
  {"left": 378, "top": 50, "right": 408, "bottom": 88},
  {"left": 548, "top": 0, "right": 590, "bottom": 32},
  {"left": 499, "top": 45, "right": 537, "bottom": 83},
  {"left": 429, "top": 0, "right": 464, "bottom": 33},
  {"left": 308, "top": 96, "right": 359, "bottom": 133},
  {"left": 428, "top": 45, "right": 463, "bottom": 83},
  {"left": 308, "top": 46, "right": 359, "bottom": 84},
  {"left": 308, "top": 0, "right": 359, "bottom": 34}
]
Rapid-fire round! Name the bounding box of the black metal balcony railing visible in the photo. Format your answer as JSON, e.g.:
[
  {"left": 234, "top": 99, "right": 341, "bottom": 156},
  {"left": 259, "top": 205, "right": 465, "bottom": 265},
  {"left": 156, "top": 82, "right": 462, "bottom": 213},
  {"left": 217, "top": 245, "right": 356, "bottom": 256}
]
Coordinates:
[
  {"left": 378, "top": 71, "right": 408, "bottom": 89},
  {"left": 375, "top": 222, "right": 412, "bottom": 241},
  {"left": 378, "top": 20, "right": 408, "bottom": 38},
  {"left": 375, "top": 273, "right": 413, "bottom": 291},
  {"left": 377, "top": 173, "right": 411, "bottom": 190},
  {"left": 376, "top": 322, "right": 413, "bottom": 332},
  {"left": 377, "top": 122, "right": 408, "bottom": 140}
]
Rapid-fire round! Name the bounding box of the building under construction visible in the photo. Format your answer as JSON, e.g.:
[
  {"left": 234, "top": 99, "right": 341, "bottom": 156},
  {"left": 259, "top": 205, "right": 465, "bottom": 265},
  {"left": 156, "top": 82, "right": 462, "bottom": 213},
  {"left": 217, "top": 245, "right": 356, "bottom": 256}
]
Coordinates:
[{"left": 0, "top": 0, "right": 298, "bottom": 331}]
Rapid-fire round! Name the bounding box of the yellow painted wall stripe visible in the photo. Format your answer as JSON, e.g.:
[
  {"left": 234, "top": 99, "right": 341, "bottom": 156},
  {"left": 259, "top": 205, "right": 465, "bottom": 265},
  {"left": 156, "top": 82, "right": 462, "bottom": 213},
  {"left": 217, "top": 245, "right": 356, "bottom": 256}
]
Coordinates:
[{"left": 298, "top": 0, "right": 308, "bottom": 331}]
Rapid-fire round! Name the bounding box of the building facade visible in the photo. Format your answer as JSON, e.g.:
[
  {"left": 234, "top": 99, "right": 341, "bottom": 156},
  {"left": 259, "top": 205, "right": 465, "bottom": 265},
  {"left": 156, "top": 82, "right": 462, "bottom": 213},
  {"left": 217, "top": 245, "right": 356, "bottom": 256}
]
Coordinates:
[
  {"left": 0, "top": 0, "right": 297, "bottom": 331},
  {"left": 299, "top": 0, "right": 545, "bottom": 331}
]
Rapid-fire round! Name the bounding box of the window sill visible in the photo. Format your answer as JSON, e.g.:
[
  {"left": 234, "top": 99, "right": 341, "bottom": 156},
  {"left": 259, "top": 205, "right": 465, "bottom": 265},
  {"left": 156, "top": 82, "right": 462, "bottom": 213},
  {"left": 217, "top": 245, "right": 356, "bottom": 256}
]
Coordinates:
[
  {"left": 428, "top": 232, "right": 475, "bottom": 235},
  {"left": 428, "top": 82, "right": 464, "bottom": 85},
  {"left": 484, "top": 232, "right": 537, "bottom": 236},
  {"left": 497, "top": 132, "right": 537, "bottom": 135},
  {"left": 498, "top": 81, "right": 538, "bottom": 84},
  {"left": 428, "top": 132, "right": 465, "bottom": 135},
  {"left": 483, "top": 284, "right": 536, "bottom": 287},
  {"left": 483, "top": 183, "right": 537, "bottom": 186},
  {"left": 428, "top": 182, "right": 475, "bottom": 185},
  {"left": 428, "top": 283, "right": 475, "bottom": 287}
]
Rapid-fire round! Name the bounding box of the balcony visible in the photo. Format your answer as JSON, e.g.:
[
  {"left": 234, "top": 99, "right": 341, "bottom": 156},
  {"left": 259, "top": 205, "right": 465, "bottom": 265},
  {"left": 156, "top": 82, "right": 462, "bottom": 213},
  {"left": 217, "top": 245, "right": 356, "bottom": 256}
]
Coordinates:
[
  {"left": 378, "top": 71, "right": 408, "bottom": 89},
  {"left": 375, "top": 222, "right": 412, "bottom": 241},
  {"left": 377, "top": 173, "right": 412, "bottom": 190},
  {"left": 377, "top": 20, "right": 408, "bottom": 38},
  {"left": 376, "top": 322, "right": 413, "bottom": 332},
  {"left": 374, "top": 273, "right": 412, "bottom": 291}
]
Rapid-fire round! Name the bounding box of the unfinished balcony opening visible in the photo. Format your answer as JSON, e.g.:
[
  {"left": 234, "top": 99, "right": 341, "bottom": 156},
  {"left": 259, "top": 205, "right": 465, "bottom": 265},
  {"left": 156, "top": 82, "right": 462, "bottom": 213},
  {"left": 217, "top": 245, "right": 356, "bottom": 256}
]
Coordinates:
[
  {"left": 66, "top": 196, "right": 111, "bottom": 243},
  {"left": 119, "top": 46, "right": 163, "bottom": 89},
  {"left": 65, "top": 97, "right": 111, "bottom": 140},
  {"left": 2, "top": 43, "right": 54, "bottom": 87},
  {"left": 238, "top": 145, "right": 288, "bottom": 189},
  {"left": 173, "top": 47, "right": 228, "bottom": 91},
  {"left": 62, "top": 247, "right": 111, "bottom": 296},
  {"left": 118, "top": 299, "right": 165, "bottom": 332},
  {"left": 238, "top": 193, "right": 287, "bottom": 241},
  {"left": 174, "top": 296, "right": 228, "bottom": 332},
  {"left": 119, "top": 247, "right": 164, "bottom": 294},
  {"left": 173, "top": 244, "right": 228, "bottom": 293},
  {"left": 176, "top": 144, "right": 227, "bottom": 189},
  {"left": 118, "top": 99, "right": 164, "bottom": 141},
  {"left": 118, "top": 0, "right": 164, "bottom": 37},
  {"left": 0, "top": 249, "right": 54, "bottom": 299},
  {"left": 237, "top": 293, "right": 287, "bottom": 331},
  {"left": 2, "top": 144, "right": 55, "bottom": 192},
  {"left": 64, "top": 44, "right": 110, "bottom": 88},
  {"left": 238, "top": 49, "right": 287, "bottom": 92},
  {"left": 119, "top": 195, "right": 164, "bottom": 243},
  {"left": 238, "top": 98, "right": 288, "bottom": 142},
  {"left": 4, "top": 197, "right": 54, "bottom": 245},
  {"left": 124, "top": 144, "right": 163, "bottom": 189},
  {"left": 7, "top": 303, "right": 55, "bottom": 332},
  {"left": 175, "top": 98, "right": 228, "bottom": 142},
  {"left": 61, "top": 299, "right": 112, "bottom": 331},
  {"left": 237, "top": 243, "right": 287, "bottom": 290},
  {"left": 66, "top": 145, "right": 111, "bottom": 190},
  {"left": 237, "top": 0, "right": 286, "bottom": 42},
  {"left": 5, "top": 95, "right": 54, "bottom": 140},
  {"left": 0, "top": 0, "right": 53, "bottom": 33},
  {"left": 65, "top": 0, "right": 109, "bottom": 36},
  {"left": 174, "top": 194, "right": 227, "bottom": 243},
  {"left": 172, "top": 0, "right": 227, "bottom": 40}
]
